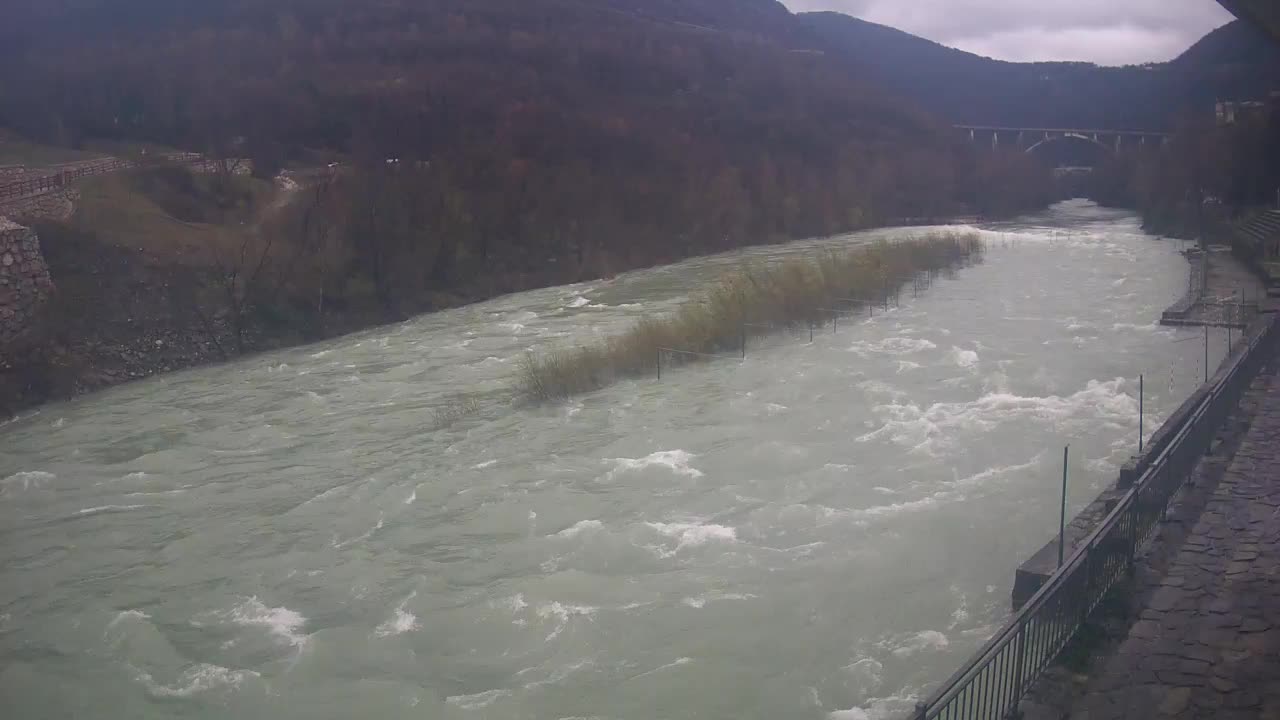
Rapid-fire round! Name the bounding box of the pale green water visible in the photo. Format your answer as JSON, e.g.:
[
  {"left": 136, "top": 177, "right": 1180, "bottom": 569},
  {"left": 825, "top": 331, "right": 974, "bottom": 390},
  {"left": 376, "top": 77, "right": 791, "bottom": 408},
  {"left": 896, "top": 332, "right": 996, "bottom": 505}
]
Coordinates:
[{"left": 0, "top": 201, "right": 1230, "bottom": 719}]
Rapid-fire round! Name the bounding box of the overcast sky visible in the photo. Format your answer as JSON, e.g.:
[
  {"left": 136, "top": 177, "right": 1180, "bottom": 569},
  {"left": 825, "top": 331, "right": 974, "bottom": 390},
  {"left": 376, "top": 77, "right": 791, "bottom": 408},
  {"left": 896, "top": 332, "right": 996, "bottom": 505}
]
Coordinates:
[{"left": 780, "top": 0, "right": 1236, "bottom": 65}]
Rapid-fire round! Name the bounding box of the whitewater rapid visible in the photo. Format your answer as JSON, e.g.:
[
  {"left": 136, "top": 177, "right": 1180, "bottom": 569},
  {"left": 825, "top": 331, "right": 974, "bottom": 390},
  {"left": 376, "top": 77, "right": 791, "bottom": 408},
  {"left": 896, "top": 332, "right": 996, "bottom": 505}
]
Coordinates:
[{"left": 0, "top": 201, "right": 1232, "bottom": 719}]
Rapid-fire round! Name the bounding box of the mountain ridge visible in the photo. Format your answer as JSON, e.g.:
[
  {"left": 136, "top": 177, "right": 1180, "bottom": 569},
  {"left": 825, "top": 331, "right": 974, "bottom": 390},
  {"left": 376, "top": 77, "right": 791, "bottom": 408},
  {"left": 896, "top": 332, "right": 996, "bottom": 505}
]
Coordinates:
[{"left": 797, "top": 12, "right": 1280, "bottom": 130}]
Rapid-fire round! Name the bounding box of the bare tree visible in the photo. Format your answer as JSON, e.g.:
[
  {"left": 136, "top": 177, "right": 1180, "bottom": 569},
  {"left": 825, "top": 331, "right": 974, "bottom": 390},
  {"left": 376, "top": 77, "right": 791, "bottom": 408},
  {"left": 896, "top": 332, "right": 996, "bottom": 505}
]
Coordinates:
[{"left": 202, "top": 226, "right": 275, "bottom": 355}]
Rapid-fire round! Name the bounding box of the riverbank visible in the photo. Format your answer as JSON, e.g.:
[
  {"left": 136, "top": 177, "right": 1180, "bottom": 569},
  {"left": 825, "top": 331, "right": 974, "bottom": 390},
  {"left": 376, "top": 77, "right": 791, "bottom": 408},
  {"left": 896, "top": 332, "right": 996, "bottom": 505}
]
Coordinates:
[{"left": 0, "top": 210, "right": 999, "bottom": 419}]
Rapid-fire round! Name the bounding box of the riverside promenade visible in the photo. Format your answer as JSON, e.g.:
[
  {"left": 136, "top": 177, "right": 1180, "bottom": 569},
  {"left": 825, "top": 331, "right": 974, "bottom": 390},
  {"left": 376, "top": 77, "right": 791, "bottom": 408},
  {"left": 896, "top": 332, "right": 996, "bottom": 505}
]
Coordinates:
[{"left": 1029, "top": 359, "right": 1280, "bottom": 719}]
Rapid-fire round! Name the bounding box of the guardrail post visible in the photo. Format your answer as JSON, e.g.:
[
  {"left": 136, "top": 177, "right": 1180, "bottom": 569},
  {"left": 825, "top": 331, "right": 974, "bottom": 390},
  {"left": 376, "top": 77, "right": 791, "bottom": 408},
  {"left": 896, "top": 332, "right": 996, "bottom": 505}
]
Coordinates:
[
  {"left": 913, "top": 701, "right": 927, "bottom": 720},
  {"left": 1127, "top": 489, "right": 1140, "bottom": 575},
  {"left": 1010, "top": 624, "right": 1028, "bottom": 715},
  {"left": 1080, "top": 541, "right": 1094, "bottom": 626}
]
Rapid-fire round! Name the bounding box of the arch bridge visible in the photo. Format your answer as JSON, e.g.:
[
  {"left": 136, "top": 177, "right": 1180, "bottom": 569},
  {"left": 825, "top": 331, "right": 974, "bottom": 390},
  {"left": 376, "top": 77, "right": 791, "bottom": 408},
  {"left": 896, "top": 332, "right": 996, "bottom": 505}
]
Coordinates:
[{"left": 956, "top": 125, "right": 1173, "bottom": 153}]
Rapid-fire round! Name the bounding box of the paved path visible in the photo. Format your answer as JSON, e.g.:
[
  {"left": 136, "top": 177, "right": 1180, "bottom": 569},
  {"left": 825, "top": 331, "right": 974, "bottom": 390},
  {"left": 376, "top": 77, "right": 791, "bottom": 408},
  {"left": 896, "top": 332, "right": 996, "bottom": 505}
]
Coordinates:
[
  {"left": 1166, "top": 247, "right": 1269, "bottom": 328},
  {"left": 1069, "top": 366, "right": 1280, "bottom": 720}
]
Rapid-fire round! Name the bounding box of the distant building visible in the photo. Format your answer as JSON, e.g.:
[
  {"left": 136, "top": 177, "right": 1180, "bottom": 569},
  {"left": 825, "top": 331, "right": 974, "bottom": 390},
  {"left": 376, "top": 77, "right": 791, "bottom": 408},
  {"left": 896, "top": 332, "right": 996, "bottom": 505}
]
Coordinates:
[{"left": 1216, "top": 99, "right": 1268, "bottom": 125}]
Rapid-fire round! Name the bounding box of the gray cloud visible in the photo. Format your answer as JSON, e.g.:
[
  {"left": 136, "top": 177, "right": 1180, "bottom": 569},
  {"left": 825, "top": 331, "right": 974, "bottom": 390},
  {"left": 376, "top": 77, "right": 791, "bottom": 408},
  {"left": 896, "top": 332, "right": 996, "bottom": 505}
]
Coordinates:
[{"left": 782, "top": 0, "right": 1235, "bottom": 65}]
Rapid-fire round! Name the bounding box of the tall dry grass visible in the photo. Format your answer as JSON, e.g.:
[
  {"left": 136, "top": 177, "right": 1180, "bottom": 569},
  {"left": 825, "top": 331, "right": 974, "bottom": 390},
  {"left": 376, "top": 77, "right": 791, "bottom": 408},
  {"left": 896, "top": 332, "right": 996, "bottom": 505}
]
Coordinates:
[{"left": 518, "top": 230, "right": 983, "bottom": 401}]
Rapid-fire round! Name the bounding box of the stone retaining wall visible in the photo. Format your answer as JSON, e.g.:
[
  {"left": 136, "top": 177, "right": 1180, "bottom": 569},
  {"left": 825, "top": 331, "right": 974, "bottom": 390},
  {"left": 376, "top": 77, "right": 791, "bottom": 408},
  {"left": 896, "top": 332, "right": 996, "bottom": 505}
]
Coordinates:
[
  {"left": 0, "top": 218, "right": 54, "bottom": 350},
  {"left": 0, "top": 188, "right": 79, "bottom": 224}
]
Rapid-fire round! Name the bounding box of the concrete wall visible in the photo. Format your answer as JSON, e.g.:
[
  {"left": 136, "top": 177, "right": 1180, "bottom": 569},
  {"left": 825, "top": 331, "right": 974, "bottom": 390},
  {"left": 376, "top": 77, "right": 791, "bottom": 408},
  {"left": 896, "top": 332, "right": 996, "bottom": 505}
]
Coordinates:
[{"left": 0, "top": 218, "right": 54, "bottom": 349}]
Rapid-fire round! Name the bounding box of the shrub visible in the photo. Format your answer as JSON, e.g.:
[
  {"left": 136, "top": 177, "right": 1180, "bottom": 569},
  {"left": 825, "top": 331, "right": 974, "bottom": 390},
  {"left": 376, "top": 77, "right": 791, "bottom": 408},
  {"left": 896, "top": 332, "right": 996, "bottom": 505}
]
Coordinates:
[{"left": 517, "top": 230, "right": 983, "bottom": 401}]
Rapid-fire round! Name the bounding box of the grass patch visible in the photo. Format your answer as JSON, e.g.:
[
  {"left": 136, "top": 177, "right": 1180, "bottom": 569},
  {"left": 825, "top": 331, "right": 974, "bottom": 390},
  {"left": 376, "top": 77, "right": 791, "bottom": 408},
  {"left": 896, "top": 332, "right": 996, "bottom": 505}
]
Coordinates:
[
  {"left": 430, "top": 396, "right": 483, "bottom": 430},
  {"left": 70, "top": 168, "right": 274, "bottom": 266},
  {"left": 517, "top": 230, "right": 983, "bottom": 401}
]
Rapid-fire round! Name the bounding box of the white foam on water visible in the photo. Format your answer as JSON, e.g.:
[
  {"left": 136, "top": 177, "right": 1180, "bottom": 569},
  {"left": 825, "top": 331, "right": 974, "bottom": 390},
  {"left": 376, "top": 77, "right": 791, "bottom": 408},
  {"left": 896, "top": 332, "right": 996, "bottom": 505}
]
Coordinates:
[
  {"left": 493, "top": 594, "right": 528, "bottom": 616},
  {"left": 849, "top": 496, "right": 941, "bottom": 520},
  {"left": 0, "top": 408, "right": 39, "bottom": 427},
  {"left": 681, "top": 592, "right": 755, "bottom": 609},
  {"left": 106, "top": 609, "right": 151, "bottom": 631},
  {"left": 333, "top": 513, "right": 385, "bottom": 548},
  {"left": 404, "top": 487, "right": 417, "bottom": 505},
  {"left": 135, "top": 664, "right": 259, "bottom": 698},
  {"left": 298, "top": 482, "right": 350, "bottom": 507},
  {"left": 375, "top": 592, "right": 419, "bottom": 637},
  {"left": 629, "top": 656, "right": 693, "bottom": 681},
  {"left": 554, "top": 519, "right": 603, "bottom": 538},
  {"left": 474, "top": 460, "right": 498, "bottom": 469},
  {"left": 848, "top": 337, "right": 936, "bottom": 357},
  {"left": 51, "top": 418, "right": 65, "bottom": 428},
  {"left": 948, "top": 346, "right": 979, "bottom": 368},
  {"left": 842, "top": 657, "right": 884, "bottom": 688},
  {"left": 896, "top": 361, "right": 921, "bottom": 373},
  {"left": 1, "top": 470, "right": 55, "bottom": 495},
  {"left": 830, "top": 457, "right": 1039, "bottom": 524},
  {"left": 857, "top": 380, "right": 1136, "bottom": 456},
  {"left": 644, "top": 521, "right": 736, "bottom": 555},
  {"left": 536, "top": 601, "right": 598, "bottom": 641},
  {"left": 567, "top": 295, "right": 591, "bottom": 308},
  {"left": 829, "top": 691, "right": 920, "bottom": 720},
  {"left": 519, "top": 658, "right": 595, "bottom": 690},
  {"left": 604, "top": 450, "right": 704, "bottom": 480},
  {"left": 1086, "top": 457, "right": 1117, "bottom": 473},
  {"left": 884, "top": 629, "right": 949, "bottom": 657},
  {"left": 950, "top": 455, "right": 1042, "bottom": 490},
  {"left": 74, "top": 504, "right": 149, "bottom": 517},
  {"left": 446, "top": 689, "right": 511, "bottom": 709},
  {"left": 855, "top": 380, "right": 905, "bottom": 399},
  {"left": 948, "top": 586, "right": 970, "bottom": 629},
  {"left": 221, "top": 597, "right": 308, "bottom": 647},
  {"left": 765, "top": 403, "right": 788, "bottom": 415},
  {"left": 124, "top": 488, "right": 187, "bottom": 497}
]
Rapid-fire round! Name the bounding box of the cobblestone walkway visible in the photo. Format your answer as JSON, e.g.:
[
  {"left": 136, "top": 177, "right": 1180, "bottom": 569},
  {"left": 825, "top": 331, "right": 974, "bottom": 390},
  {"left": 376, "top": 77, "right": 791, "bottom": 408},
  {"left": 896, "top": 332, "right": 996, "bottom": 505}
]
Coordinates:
[{"left": 1070, "top": 369, "right": 1280, "bottom": 720}]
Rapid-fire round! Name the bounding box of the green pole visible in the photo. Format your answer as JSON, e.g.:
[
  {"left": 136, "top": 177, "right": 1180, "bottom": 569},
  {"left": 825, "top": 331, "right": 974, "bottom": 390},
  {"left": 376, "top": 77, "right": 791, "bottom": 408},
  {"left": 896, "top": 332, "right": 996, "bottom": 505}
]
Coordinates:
[
  {"left": 1139, "top": 374, "right": 1144, "bottom": 454},
  {"left": 1059, "top": 445, "right": 1069, "bottom": 569}
]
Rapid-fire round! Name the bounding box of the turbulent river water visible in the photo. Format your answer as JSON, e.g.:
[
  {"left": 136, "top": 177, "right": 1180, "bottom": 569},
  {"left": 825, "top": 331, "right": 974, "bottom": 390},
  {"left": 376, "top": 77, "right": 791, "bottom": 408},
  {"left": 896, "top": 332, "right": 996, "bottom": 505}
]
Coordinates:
[{"left": 0, "top": 201, "right": 1235, "bottom": 719}]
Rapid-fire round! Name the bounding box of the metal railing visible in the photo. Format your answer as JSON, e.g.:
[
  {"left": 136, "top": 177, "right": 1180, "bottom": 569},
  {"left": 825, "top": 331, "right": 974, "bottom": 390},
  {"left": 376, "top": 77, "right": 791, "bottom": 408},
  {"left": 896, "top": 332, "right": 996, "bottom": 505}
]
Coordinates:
[
  {"left": 0, "top": 153, "right": 230, "bottom": 203},
  {"left": 909, "top": 312, "right": 1280, "bottom": 720},
  {"left": 0, "top": 158, "right": 134, "bottom": 201}
]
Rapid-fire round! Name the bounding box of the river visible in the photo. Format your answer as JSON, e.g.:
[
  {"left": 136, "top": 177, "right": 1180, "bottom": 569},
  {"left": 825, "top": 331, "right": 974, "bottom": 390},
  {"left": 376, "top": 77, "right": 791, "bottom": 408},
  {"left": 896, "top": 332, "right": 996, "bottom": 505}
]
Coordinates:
[{"left": 0, "top": 200, "right": 1232, "bottom": 719}]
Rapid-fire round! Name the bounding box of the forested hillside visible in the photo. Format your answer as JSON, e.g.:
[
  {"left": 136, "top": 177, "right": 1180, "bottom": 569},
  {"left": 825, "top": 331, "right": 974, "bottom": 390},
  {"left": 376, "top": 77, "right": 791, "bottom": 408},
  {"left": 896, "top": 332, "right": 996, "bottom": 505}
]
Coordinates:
[
  {"left": 799, "top": 13, "right": 1280, "bottom": 130},
  {"left": 0, "top": 0, "right": 1050, "bottom": 313}
]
